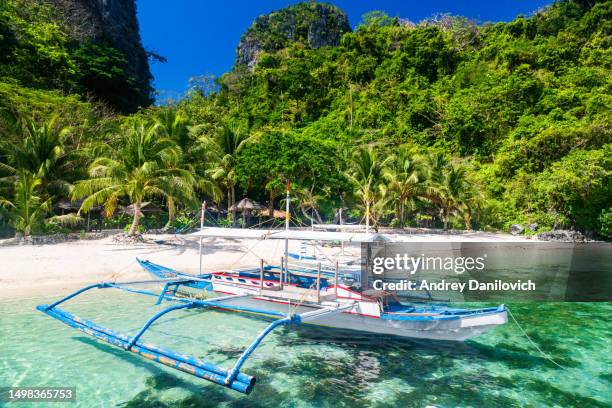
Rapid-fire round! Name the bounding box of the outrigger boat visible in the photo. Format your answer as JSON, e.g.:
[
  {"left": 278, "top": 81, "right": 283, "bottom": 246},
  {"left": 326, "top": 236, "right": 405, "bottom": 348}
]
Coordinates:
[
  {"left": 37, "top": 189, "right": 508, "bottom": 395},
  {"left": 174, "top": 227, "right": 507, "bottom": 343},
  {"left": 139, "top": 254, "right": 361, "bottom": 290},
  {"left": 287, "top": 251, "right": 361, "bottom": 284}
]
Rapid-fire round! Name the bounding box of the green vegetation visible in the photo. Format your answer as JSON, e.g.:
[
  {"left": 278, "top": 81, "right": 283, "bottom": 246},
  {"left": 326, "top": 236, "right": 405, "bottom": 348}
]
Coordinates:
[
  {"left": 0, "top": 0, "right": 610, "bottom": 238},
  {"left": 236, "top": 1, "right": 350, "bottom": 66},
  {"left": 71, "top": 119, "right": 196, "bottom": 235},
  {"left": 0, "top": 0, "right": 151, "bottom": 112}
]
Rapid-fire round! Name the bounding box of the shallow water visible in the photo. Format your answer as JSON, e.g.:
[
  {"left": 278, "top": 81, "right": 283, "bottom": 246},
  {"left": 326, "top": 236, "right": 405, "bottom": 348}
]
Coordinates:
[{"left": 0, "top": 288, "right": 610, "bottom": 408}]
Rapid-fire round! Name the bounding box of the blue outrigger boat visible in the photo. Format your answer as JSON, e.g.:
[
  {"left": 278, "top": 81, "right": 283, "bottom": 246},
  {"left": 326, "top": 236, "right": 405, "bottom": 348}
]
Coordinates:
[
  {"left": 137, "top": 257, "right": 360, "bottom": 293},
  {"left": 37, "top": 281, "right": 344, "bottom": 394},
  {"left": 38, "top": 232, "right": 506, "bottom": 394},
  {"left": 136, "top": 258, "right": 213, "bottom": 292},
  {"left": 37, "top": 196, "right": 508, "bottom": 395}
]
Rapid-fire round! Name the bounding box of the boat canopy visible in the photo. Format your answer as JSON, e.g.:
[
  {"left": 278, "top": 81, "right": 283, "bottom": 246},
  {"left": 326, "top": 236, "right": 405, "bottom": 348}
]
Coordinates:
[
  {"left": 187, "top": 227, "right": 387, "bottom": 242},
  {"left": 312, "top": 224, "right": 364, "bottom": 231}
]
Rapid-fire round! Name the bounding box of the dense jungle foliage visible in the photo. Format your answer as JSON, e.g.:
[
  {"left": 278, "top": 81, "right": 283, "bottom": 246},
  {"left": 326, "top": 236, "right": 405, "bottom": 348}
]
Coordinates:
[
  {"left": 0, "top": 0, "right": 610, "bottom": 238},
  {"left": 0, "top": 0, "right": 151, "bottom": 112}
]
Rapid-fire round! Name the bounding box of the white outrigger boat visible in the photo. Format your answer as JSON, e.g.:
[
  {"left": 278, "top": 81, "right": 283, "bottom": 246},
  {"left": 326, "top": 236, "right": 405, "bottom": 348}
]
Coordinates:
[
  {"left": 37, "top": 189, "right": 507, "bottom": 394},
  {"left": 137, "top": 224, "right": 507, "bottom": 343},
  {"left": 180, "top": 226, "right": 508, "bottom": 343}
]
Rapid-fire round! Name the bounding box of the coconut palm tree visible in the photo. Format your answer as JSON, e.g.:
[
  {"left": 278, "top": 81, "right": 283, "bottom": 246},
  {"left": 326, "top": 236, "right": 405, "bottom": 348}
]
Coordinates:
[
  {"left": 196, "top": 124, "right": 249, "bottom": 223},
  {"left": 0, "top": 113, "right": 73, "bottom": 198},
  {"left": 345, "top": 145, "right": 390, "bottom": 230},
  {"left": 154, "top": 109, "right": 220, "bottom": 224},
  {"left": 430, "top": 162, "right": 473, "bottom": 230},
  {"left": 153, "top": 108, "right": 193, "bottom": 224},
  {"left": 153, "top": 108, "right": 191, "bottom": 151},
  {"left": 72, "top": 119, "right": 195, "bottom": 236},
  {"left": 383, "top": 147, "right": 429, "bottom": 227},
  {"left": 0, "top": 170, "right": 51, "bottom": 236},
  {"left": 293, "top": 184, "right": 324, "bottom": 226}
]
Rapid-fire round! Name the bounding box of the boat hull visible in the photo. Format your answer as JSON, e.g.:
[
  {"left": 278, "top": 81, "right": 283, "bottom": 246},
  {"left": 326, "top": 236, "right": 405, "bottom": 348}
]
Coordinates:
[
  {"left": 211, "top": 283, "right": 507, "bottom": 341},
  {"left": 137, "top": 258, "right": 212, "bottom": 292},
  {"left": 138, "top": 259, "right": 508, "bottom": 341}
]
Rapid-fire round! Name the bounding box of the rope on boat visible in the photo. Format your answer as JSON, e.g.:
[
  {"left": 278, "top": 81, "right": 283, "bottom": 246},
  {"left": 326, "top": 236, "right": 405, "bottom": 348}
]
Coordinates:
[
  {"left": 175, "top": 210, "right": 219, "bottom": 234},
  {"left": 247, "top": 217, "right": 275, "bottom": 229},
  {"left": 226, "top": 239, "right": 270, "bottom": 270},
  {"left": 507, "top": 308, "right": 564, "bottom": 369},
  {"left": 289, "top": 282, "right": 316, "bottom": 315},
  {"left": 105, "top": 259, "right": 138, "bottom": 282}
]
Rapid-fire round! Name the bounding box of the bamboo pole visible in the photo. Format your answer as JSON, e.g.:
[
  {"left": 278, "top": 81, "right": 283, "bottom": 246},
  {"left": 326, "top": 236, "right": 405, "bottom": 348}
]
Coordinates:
[
  {"left": 316, "top": 262, "right": 321, "bottom": 304},
  {"left": 340, "top": 208, "right": 345, "bottom": 254},
  {"left": 280, "top": 256, "right": 284, "bottom": 290},
  {"left": 284, "top": 180, "right": 290, "bottom": 284},
  {"left": 334, "top": 260, "right": 339, "bottom": 298},
  {"left": 199, "top": 201, "right": 206, "bottom": 275},
  {"left": 259, "top": 259, "right": 264, "bottom": 291}
]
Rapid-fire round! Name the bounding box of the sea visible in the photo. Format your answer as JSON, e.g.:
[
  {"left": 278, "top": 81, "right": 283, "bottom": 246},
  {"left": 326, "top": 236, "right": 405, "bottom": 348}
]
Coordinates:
[{"left": 0, "top": 286, "right": 610, "bottom": 407}]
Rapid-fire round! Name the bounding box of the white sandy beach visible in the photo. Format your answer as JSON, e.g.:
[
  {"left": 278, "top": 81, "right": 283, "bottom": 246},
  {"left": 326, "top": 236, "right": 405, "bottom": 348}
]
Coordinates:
[{"left": 0, "top": 231, "right": 529, "bottom": 301}]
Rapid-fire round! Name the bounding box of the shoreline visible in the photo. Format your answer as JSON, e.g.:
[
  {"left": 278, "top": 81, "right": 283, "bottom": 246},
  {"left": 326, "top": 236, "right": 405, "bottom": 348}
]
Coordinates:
[{"left": 0, "top": 229, "right": 562, "bottom": 301}]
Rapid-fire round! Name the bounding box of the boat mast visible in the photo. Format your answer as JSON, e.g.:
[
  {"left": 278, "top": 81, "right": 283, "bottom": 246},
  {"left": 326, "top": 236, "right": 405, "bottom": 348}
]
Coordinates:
[
  {"left": 284, "top": 180, "right": 290, "bottom": 284},
  {"left": 199, "top": 201, "right": 206, "bottom": 275}
]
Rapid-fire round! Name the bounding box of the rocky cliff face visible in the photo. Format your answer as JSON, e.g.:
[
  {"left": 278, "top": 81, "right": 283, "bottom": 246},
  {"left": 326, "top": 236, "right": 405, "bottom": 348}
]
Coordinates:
[
  {"left": 237, "top": 2, "right": 351, "bottom": 69},
  {"left": 48, "top": 0, "right": 152, "bottom": 108}
]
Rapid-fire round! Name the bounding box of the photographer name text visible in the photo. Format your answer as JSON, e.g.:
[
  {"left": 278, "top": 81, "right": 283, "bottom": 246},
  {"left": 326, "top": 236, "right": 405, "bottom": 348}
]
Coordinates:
[{"left": 372, "top": 279, "right": 536, "bottom": 292}]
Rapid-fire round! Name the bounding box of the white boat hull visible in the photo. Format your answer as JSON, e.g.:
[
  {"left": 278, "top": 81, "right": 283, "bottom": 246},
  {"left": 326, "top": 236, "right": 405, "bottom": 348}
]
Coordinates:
[{"left": 211, "top": 281, "right": 507, "bottom": 341}]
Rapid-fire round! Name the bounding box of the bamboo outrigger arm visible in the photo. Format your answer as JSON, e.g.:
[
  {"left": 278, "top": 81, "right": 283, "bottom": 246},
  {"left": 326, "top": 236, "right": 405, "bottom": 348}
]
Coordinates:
[{"left": 37, "top": 280, "right": 353, "bottom": 394}]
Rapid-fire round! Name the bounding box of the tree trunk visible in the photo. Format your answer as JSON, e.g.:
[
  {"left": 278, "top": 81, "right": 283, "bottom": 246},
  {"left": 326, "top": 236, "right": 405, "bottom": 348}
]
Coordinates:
[
  {"left": 227, "top": 189, "right": 232, "bottom": 221},
  {"left": 442, "top": 210, "right": 449, "bottom": 231},
  {"left": 268, "top": 189, "right": 275, "bottom": 218},
  {"left": 313, "top": 207, "right": 323, "bottom": 224},
  {"left": 395, "top": 201, "right": 401, "bottom": 227},
  {"left": 464, "top": 213, "right": 472, "bottom": 231},
  {"left": 231, "top": 185, "right": 236, "bottom": 226},
  {"left": 300, "top": 206, "right": 322, "bottom": 225},
  {"left": 128, "top": 201, "right": 142, "bottom": 236},
  {"left": 167, "top": 197, "right": 176, "bottom": 225}
]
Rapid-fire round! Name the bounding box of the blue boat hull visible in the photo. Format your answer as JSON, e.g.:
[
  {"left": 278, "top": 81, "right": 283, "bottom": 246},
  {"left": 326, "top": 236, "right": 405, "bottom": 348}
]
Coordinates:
[{"left": 136, "top": 258, "right": 213, "bottom": 291}]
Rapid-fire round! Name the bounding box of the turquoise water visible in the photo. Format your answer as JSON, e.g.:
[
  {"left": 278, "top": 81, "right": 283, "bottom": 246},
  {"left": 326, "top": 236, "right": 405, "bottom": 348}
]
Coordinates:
[{"left": 0, "top": 289, "right": 610, "bottom": 407}]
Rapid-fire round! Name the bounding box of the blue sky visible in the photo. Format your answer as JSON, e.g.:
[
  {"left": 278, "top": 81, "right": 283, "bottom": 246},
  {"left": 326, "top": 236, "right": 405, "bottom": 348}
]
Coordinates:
[{"left": 136, "top": 0, "right": 553, "bottom": 100}]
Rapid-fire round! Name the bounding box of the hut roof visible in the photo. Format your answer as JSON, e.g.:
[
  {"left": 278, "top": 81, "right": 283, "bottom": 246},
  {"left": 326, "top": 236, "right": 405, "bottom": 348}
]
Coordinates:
[
  {"left": 229, "top": 198, "right": 264, "bottom": 212},
  {"left": 256, "top": 208, "right": 287, "bottom": 219}
]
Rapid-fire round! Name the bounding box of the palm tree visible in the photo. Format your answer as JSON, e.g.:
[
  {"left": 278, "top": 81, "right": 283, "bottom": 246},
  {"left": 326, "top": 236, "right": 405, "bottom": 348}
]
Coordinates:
[
  {"left": 293, "top": 184, "right": 324, "bottom": 225},
  {"left": 153, "top": 108, "right": 191, "bottom": 151},
  {"left": 383, "top": 147, "right": 428, "bottom": 227},
  {"left": 426, "top": 158, "right": 473, "bottom": 230},
  {"left": 197, "top": 124, "right": 249, "bottom": 223},
  {"left": 345, "top": 145, "right": 390, "bottom": 230},
  {"left": 0, "top": 170, "right": 51, "bottom": 236},
  {"left": 72, "top": 119, "right": 195, "bottom": 236},
  {"left": 0, "top": 113, "right": 73, "bottom": 198},
  {"left": 155, "top": 109, "right": 220, "bottom": 224},
  {"left": 153, "top": 108, "right": 193, "bottom": 225}
]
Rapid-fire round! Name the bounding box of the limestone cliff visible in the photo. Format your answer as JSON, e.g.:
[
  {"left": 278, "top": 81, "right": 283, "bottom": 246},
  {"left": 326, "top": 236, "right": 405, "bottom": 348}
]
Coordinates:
[
  {"left": 48, "top": 0, "right": 152, "bottom": 110},
  {"left": 237, "top": 2, "right": 351, "bottom": 69}
]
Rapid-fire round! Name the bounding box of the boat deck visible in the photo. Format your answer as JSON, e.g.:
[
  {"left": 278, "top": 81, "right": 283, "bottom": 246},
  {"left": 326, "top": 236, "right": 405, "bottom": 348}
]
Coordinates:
[{"left": 259, "top": 285, "right": 337, "bottom": 303}]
